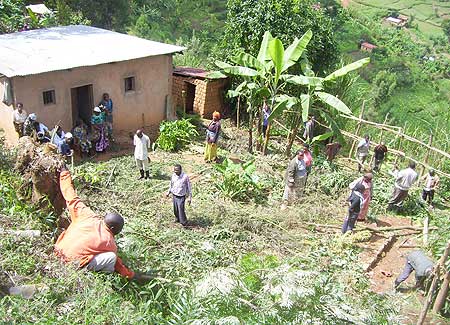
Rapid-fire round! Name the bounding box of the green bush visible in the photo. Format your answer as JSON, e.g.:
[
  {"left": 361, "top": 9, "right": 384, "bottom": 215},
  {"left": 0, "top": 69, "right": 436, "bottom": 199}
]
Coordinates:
[
  {"left": 156, "top": 119, "right": 199, "bottom": 152},
  {"left": 213, "top": 159, "right": 264, "bottom": 202}
]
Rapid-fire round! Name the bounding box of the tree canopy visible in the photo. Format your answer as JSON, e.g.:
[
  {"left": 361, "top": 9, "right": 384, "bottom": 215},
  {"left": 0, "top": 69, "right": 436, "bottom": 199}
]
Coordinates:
[{"left": 218, "top": 0, "right": 340, "bottom": 74}]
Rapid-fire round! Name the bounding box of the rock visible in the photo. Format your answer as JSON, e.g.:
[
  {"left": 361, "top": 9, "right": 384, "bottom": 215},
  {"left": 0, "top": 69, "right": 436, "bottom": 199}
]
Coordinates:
[{"left": 9, "top": 285, "right": 37, "bottom": 299}]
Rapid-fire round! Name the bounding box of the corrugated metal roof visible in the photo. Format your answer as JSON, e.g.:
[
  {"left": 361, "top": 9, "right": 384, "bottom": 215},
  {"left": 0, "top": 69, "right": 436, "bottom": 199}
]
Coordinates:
[
  {"left": 0, "top": 25, "right": 186, "bottom": 77},
  {"left": 173, "top": 66, "right": 226, "bottom": 79}
]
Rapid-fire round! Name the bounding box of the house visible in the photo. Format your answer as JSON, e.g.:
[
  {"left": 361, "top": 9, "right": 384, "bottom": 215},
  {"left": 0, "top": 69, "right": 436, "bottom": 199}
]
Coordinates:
[
  {"left": 360, "top": 41, "right": 377, "bottom": 53},
  {"left": 172, "top": 67, "right": 228, "bottom": 118},
  {"left": 0, "top": 25, "right": 185, "bottom": 144},
  {"left": 385, "top": 15, "right": 408, "bottom": 27}
]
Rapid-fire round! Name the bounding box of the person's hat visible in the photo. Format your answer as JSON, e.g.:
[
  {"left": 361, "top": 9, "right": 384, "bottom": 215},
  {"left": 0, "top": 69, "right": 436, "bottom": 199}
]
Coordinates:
[
  {"left": 64, "top": 132, "right": 73, "bottom": 139},
  {"left": 29, "top": 113, "right": 37, "bottom": 121},
  {"left": 93, "top": 106, "right": 101, "bottom": 113}
]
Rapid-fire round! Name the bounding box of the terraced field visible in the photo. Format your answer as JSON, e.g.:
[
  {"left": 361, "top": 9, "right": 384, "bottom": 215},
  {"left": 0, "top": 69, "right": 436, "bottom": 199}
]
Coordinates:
[{"left": 348, "top": 0, "right": 450, "bottom": 38}]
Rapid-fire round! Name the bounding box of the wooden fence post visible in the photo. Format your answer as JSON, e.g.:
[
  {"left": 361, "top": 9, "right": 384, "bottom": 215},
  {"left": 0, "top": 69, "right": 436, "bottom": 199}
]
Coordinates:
[
  {"left": 237, "top": 96, "right": 241, "bottom": 129},
  {"left": 417, "top": 241, "right": 450, "bottom": 325},
  {"left": 432, "top": 270, "right": 450, "bottom": 314},
  {"left": 348, "top": 100, "right": 366, "bottom": 158},
  {"left": 394, "top": 123, "right": 406, "bottom": 166},
  {"left": 421, "top": 132, "right": 433, "bottom": 177}
]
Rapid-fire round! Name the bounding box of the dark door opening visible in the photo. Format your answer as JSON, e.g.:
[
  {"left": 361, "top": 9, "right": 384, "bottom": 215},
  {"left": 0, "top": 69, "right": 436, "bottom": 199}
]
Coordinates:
[
  {"left": 71, "top": 84, "right": 93, "bottom": 127},
  {"left": 185, "top": 82, "right": 196, "bottom": 113}
]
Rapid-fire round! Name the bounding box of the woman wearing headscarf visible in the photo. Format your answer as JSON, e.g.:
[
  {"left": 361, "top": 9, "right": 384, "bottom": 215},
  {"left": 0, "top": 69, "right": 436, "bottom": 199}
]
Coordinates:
[
  {"left": 73, "top": 119, "right": 92, "bottom": 157},
  {"left": 91, "top": 106, "right": 109, "bottom": 152},
  {"left": 204, "top": 111, "right": 221, "bottom": 162},
  {"left": 349, "top": 173, "right": 373, "bottom": 221},
  {"left": 98, "top": 93, "right": 114, "bottom": 140}
]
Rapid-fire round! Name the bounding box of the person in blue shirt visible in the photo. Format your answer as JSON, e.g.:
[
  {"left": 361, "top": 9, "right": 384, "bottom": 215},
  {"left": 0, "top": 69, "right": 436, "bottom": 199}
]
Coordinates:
[
  {"left": 58, "top": 132, "right": 74, "bottom": 157},
  {"left": 99, "top": 93, "right": 113, "bottom": 140}
]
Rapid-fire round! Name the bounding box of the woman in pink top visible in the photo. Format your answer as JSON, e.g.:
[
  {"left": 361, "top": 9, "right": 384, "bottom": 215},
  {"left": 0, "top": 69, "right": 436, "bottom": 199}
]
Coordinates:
[
  {"left": 349, "top": 173, "right": 373, "bottom": 221},
  {"left": 303, "top": 144, "right": 313, "bottom": 173}
]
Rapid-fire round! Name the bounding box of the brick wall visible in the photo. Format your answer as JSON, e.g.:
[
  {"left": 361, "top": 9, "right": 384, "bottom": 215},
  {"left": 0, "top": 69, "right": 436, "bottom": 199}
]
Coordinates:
[{"left": 172, "top": 75, "right": 227, "bottom": 118}]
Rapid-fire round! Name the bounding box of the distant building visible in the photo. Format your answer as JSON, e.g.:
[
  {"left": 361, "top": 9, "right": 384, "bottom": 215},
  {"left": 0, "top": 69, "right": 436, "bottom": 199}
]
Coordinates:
[
  {"left": 385, "top": 15, "right": 408, "bottom": 27},
  {"left": 360, "top": 41, "right": 377, "bottom": 53},
  {"left": 0, "top": 25, "right": 185, "bottom": 144},
  {"left": 172, "top": 67, "right": 228, "bottom": 118}
]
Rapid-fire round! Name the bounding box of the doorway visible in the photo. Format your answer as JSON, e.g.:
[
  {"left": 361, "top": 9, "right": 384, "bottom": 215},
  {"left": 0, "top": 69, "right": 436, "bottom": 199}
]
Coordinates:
[
  {"left": 184, "top": 82, "right": 196, "bottom": 113},
  {"left": 71, "top": 84, "right": 93, "bottom": 127}
]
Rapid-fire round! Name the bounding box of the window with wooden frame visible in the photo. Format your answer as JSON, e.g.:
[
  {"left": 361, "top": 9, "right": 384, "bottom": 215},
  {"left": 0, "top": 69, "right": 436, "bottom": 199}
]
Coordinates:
[
  {"left": 124, "top": 76, "right": 135, "bottom": 92},
  {"left": 43, "top": 90, "right": 56, "bottom": 105}
]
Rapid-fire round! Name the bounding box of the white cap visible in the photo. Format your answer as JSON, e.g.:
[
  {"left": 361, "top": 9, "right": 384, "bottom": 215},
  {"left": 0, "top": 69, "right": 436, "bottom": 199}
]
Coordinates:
[
  {"left": 64, "top": 132, "right": 73, "bottom": 139},
  {"left": 29, "top": 113, "right": 37, "bottom": 121},
  {"left": 93, "top": 106, "right": 101, "bottom": 113}
]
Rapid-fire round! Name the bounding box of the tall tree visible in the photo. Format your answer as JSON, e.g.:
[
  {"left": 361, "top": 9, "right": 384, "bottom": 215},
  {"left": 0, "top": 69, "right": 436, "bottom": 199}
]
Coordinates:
[{"left": 218, "top": 0, "right": 339, "bottom": 74}]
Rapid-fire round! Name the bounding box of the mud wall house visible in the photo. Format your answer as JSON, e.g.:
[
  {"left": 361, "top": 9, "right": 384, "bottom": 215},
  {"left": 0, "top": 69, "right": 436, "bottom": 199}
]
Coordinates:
[
  {"left": 360, "top": 41, "right": 377, "bottom": 53},
  {"left": 0, "top": 25, "right": 185, "bottom": 144},
  {"left": 172, "top": 67, "right": 228, "bottom": 118}
]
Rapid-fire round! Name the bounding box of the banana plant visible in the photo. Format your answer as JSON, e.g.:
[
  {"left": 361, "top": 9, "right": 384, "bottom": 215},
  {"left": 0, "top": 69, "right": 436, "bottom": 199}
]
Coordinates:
[
  {"left": 269, "top": 55, "right": 370, "bottom": 155},
  {"left": 209, "top": 30, "right": 312, "bottom": 154}
]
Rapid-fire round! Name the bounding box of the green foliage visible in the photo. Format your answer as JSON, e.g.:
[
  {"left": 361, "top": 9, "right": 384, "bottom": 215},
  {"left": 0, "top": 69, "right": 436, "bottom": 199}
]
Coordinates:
[
  {"left": 73, "top": 162, "right": 109, "bottom": 187},
  {"left": 156, "top": 119, "right": 199, "bottom": 152},
  {"left": 219, "top": 0, "right": 340, "bottom": 73},
  {"left": 371, "top": 70, "right": 398, "bottom": 107},
  {"left": 213, "top": 158, "right": 264, "bottom": 202}
]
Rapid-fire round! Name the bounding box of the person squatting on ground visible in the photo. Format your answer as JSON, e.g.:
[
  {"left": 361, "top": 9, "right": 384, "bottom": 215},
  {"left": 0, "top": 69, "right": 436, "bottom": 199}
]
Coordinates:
[
  {"left": 166, "top": 164, "right": 192, "bottom": 226},
  {"left": 73, "top": 119, "right": 92, "bottom": 157},
  {"left": 373, "top": 141, "right": 387, "bottom": 172},
  {"left": 394, "top": 250, "right": 434, "bottom": 290},
  {"left": 134, "top": 129, "right": 151, "bottom": 180},
  {"left": 349, "top": 173, "right": 373, "bottom": 222},
  {"left": 356, "top": 134, "right": 370, "bottom": 172},
  {"left": 341, "top": 183, "right": 365, "bottom": 234},
  {"left": 58, "top": 132, "right": 74, "bottom": 157},
  {"left": 12, "top": 102, "right": 27, "bottom": 137},
  {"left": 54, "top": 167, "right": 150, "bottom": 283},
  {"left": 387, "top": 161, "right": 418, "bottom": 210},
  {"left": 421, "top": 169, "right": 439, "bottom": 208},
  {"left": 281, "top": 150, "right": 307, "bottom": 209},
  {"left": 204, "top": 111, "right": 221, "bottom": 162}
]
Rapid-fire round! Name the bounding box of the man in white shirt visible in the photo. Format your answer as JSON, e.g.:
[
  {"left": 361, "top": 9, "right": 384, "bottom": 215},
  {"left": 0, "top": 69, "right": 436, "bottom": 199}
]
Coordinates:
[
  {"left": 133, "top": 129, "right": 151, "bottom": 180},
  {"left": 388, "top": 161, "right": 418, "bottom": 210},
  {"left": 356, "top": 134, "right": 370, "bottom": 172},
  {"left": 421, "top": 169, "right": 439, "bottom": 208},
  {"left": 166, "top": 164, "right": 192, "bottom": 226},
  {"left": 12, "top": 102, "right": 27, "bottom": 137}
]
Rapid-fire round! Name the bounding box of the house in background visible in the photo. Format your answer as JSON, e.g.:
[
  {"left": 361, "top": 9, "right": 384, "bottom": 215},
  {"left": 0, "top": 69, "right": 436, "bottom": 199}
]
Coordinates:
[
  {"left": 360, "top": 41, "right": 377, "bottom": 53},
  {"left": 172, "top": 67, "right": 228, "bottom": 118},
  {"left": 0, "top": 25, "right": 185, "bottom": 144},
  {"left": 385, "top": 14, "right": 409, "bottom": 27}
]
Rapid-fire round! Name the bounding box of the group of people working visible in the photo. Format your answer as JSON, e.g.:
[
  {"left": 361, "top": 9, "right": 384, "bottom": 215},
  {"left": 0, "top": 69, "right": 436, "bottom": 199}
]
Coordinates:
[
  {"left": 14, "top": 101, "right": 438, "bottom": 290},
  {"left": 12, "top": 93, "right": 114, "bottom": 157}
]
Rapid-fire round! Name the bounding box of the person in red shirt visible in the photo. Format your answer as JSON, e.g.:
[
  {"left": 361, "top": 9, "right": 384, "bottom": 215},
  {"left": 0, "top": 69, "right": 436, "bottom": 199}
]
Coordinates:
[{"left": 55, "top": 167, "right": 149, "bottom": 282}]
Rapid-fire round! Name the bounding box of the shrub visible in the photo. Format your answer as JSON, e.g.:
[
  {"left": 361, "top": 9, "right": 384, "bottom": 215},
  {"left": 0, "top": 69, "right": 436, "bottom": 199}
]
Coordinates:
[
  {"left": 156, "top": 119, "right": 198, "bottom": 152},
  {"left": 213, "top": 159, "right": 264, "bottom": 202}
]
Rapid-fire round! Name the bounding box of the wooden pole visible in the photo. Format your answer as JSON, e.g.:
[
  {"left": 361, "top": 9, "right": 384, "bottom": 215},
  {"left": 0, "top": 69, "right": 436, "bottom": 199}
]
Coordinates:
[
  {"left": 237, "top": 96, "right": 241, "bottom": 129},
  {"left": 348, "top": 100, "right": 366, "bottom": 158},
  {"left": 433, "top": 270, "right": 449, "bottom": 314},
  {"left": 422, "top": 216, "right": 429, "bottom": 246},
  {"left": 394, "top": 124, "right": 406, "bottom": 166},
  {"left": 417, "top": 241, "right": 450, "bottom": 325},
  {"left": 421, "top": 132, "right": 433, "bottom": 177}
]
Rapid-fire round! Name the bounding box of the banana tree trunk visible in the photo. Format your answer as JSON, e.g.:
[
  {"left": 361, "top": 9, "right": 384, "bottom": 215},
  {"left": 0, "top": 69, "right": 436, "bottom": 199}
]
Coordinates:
[{"left": 256, "top": 107, "right": 263, "bottom": 151}]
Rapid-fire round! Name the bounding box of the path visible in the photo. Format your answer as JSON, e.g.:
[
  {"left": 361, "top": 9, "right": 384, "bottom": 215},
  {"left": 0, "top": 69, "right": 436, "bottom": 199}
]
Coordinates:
[{"left": 357, "top": 215, "right": 415, "bottom": 293}]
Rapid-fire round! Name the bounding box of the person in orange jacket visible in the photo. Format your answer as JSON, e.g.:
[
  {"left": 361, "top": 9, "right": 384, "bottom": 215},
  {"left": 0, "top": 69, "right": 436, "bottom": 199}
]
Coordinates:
[{"left": 55, "top": 166, "right": 149, "bottom": 283}]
